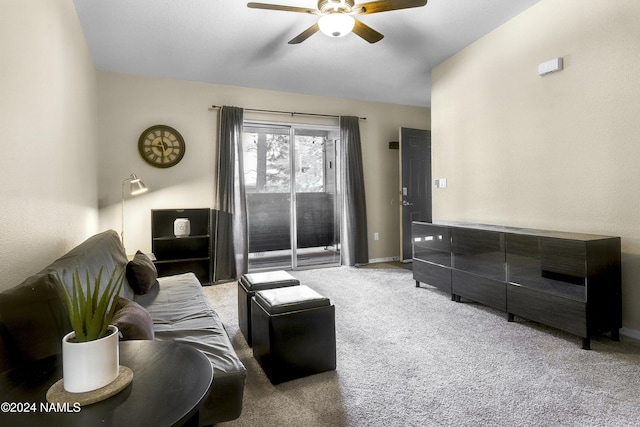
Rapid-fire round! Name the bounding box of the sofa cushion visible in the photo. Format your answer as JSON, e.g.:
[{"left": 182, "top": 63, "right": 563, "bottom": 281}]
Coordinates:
[
  {"left": 48, "top": 230, "right": 135, "bottom": 300},
  {"left": 126, "top": 250, "right": 158, "bottom": 295},
  {"left": 112, "top": 296, "right": 154, "bottom": 340},
  {"left": 135, "top": 273, "right": 246, "bottom": 377},
  {"left": 135, "top": 272, "right": 247, "bottom": 424}
]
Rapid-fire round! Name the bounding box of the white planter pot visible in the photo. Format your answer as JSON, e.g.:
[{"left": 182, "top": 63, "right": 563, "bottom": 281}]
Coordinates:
[{"left": 62, "top": 325, "right": 119, "bottom": 393}]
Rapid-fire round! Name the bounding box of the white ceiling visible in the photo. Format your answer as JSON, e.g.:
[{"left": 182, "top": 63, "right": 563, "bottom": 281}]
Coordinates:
[{"left": 73, "top": 0, "right": 541, "bottom": 107}]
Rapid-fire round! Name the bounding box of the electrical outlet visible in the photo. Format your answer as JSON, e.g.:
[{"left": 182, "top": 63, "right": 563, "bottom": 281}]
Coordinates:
[{"left": 374, "top": 232, "right": 379, "bottom": 241}]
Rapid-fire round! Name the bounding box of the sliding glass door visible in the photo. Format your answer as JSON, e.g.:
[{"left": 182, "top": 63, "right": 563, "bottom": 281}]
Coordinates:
[
  {"left": 243, "top": 123, "right": 340, "bottom": 271},
  {"left": 293, "top": 128, "right": 340, "bottom": 268}
]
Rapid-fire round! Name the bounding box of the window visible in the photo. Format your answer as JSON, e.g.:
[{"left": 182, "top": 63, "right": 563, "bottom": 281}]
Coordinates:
[
  {"left": 294, "top": 133, "right": 327, "bottom": 193},
  {"left": 242, "top": 126, "right": 290, "bottom": 193}
]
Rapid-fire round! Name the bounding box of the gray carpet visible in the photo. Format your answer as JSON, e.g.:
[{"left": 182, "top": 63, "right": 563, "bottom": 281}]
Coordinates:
[{"left": 203, "top": 265, "right": 640, "bottom": 427}]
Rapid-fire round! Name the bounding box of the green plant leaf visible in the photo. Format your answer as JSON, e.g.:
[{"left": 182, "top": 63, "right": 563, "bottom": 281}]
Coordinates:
[
  {"left": 74, "top": 269, "right": 88, "bottom": 341},
  {"left": 56, "top": 270, "right": 82, "bottom": 340},
  {"left": 56, "top": 265, "right": 125, "bottom": 342}
]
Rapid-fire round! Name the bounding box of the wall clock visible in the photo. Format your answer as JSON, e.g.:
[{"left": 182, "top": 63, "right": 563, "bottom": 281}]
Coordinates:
[{"left": 138, "top": 125, "right": 185, "bottom": 168}]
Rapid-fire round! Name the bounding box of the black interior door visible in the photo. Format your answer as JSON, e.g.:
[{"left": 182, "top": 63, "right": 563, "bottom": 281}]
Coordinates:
[{"left": 400, "top": 127, "right": 432, "bottom": 262}]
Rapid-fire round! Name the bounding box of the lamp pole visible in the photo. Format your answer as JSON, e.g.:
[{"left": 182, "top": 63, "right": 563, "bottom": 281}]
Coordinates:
[{"left": 121, "top": 174, "right": 148, "bottom": 250}]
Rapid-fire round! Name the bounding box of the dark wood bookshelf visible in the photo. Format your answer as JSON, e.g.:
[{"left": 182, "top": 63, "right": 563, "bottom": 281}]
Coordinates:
[{"left": 151, "top": 208, "right": 212, "bottom": 285}]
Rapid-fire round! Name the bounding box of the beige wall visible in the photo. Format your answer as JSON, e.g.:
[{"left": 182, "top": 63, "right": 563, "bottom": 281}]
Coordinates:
[
  {"left": 97, "top": 72, "right": 430, "bottom": 261},
  {"left": 432, "top": 0, "right": 640, "bottom": 333},
  {"left": 0, "top": 0, "right": 98, "bottom": 290}
]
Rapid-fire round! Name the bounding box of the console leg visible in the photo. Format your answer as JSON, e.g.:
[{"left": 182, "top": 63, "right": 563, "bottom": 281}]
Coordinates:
[
  {"left": 415, "top": 280, "right": 420, "bottom": 288},
  {"left": 507, "top": 313, "right": 514, "bottom": 322},
  {"left": 582, "top": 337, "right": 591, "bottom": 350},
  {"left": 611, "top": 329, "right": 620, "bottom": 342},
  {"left": 451, "top": 293, "right": 456, "bottom": 301}
]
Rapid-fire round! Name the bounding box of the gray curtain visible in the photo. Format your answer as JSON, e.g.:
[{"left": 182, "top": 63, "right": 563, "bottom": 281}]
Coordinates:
[
  {"left": 340, "top": 116, "right": 369, "bottom": 265},
  {"left": 214, "top": 106, "right": 247, "bottom": 280}
]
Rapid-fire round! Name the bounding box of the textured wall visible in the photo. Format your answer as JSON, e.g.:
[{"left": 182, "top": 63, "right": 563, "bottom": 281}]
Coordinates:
[
  {"left": 432, "top": 0, "right": 640, "bottom": 332},
  {"left": 0, "top": 0, "right": 99, "bottom": 290}
]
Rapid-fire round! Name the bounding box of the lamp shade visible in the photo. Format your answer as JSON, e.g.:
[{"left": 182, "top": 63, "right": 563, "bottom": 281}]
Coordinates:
[
  {"left": 318, "top": 13, "right": 355, "bottom": 38},
  {"left": 128, "top": 174, "right": 148, "bottom": 196},
  {"left": 130, "top": 181, "right": 147, "bottom": 196}
]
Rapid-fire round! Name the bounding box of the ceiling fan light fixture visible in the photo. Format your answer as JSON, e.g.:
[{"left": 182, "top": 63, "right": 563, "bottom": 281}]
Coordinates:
[{"left": 318, "top": 13, "right": 355, "bottom": 38}]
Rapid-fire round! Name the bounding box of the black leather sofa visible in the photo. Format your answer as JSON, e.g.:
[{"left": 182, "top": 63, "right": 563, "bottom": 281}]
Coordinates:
[{"left": 0, "top": 230, "right": 246, "bottom": 426}]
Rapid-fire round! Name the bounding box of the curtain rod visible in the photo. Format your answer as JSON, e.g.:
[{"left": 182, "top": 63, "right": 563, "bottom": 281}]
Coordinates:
[{"left": 208, "top": 105, "right": 366, "bottom": 121}]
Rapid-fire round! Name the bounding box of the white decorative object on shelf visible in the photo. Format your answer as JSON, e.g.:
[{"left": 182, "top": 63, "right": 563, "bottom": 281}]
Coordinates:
[{"left": 174, "top": 218, "right": 191, "bottom": 237}]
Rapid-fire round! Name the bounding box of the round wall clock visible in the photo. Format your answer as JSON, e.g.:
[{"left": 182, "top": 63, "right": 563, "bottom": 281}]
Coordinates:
[{"left": 138, "top": 125, "right": 185, "bottom": 168}]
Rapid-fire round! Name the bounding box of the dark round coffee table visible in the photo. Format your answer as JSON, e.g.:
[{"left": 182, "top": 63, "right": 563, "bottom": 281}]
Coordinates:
[{"left": 0, "top": 340, "right": 213, "bottom": 427}]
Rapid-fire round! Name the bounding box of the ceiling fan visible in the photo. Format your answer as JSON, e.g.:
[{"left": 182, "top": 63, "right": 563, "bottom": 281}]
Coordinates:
[{"left": 247, "top": 0, "right": 428, "bottom": 44}]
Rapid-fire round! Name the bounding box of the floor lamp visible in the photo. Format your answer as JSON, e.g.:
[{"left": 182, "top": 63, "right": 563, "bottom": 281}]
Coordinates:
[{"left": 121, "top": 173, "right": 148, "bottom": 250}]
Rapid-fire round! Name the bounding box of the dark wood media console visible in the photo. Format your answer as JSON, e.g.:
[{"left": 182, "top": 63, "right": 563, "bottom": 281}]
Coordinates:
[{"left": 412, "top": 221, "right": 622, "bottom": 349}]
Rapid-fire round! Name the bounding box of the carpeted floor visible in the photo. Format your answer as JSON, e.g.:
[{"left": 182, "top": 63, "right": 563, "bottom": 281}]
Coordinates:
[{"left": 203, "top": 265, "right": 640, "bottom": 427}]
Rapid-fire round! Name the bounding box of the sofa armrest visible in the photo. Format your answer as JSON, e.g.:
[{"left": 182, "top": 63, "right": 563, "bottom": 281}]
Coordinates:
[
  {"left": 0, "top": 324, "right": 12, "bottom": 373},
  {"left": 0, "top": 273, "right": 70, "bottom": 372}
]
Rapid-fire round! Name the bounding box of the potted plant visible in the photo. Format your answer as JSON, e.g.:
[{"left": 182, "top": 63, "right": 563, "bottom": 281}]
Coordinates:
[{"left": 56, "top": 266, "right": 125, "bottom": 393}]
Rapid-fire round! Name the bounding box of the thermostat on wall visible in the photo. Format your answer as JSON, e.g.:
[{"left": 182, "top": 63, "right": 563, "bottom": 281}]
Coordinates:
[
  {"left": 174, "top": 218, "right": 191, "bottom": 237},
  {"left": 538, "top": 57, "right": 563, "bottom": 76}
]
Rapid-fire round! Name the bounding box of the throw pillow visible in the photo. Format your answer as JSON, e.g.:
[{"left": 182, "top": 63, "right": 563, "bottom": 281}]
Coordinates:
[
  {"left": 126, "top": 250, "right": 158, "bottom": 295},
  {"left": 111, "top": 296, "right": 154, "bottom": 340}
]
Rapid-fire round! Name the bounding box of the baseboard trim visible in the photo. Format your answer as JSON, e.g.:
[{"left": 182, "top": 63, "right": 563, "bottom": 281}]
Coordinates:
[
  {"left": 620, "top": 327, "right": 640, "bottom": 342},
  {"left": 369, "top": 256, "right": 401, "bottom": 264}
]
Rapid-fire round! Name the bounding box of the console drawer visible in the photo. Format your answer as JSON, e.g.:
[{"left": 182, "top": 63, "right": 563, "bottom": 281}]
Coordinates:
[
  {"left": 507, "top": 283, "right": 587, "bottom": 337},
  {"left": 414, "top": 259, "right": 451, "bottom": 294},
  {"left": 452, "top": 270, "right": 506, "bottom": 311}
]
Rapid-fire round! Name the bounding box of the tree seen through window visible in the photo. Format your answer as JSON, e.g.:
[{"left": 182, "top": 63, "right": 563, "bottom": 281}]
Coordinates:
[{"left": 243, "top": 126, "right": 331, "bottom": 193}]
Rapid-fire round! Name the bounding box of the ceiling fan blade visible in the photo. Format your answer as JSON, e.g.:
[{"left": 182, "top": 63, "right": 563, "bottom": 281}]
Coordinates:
[
  {"left": 247, "top": 2, "right": 319, "bottom": 14},
  {"left": 288, "top": 23, "right": 320, "bottom": 44},
  {"left": 352, "top": 19, "right": 384, "bottom": 43},
  {"left": 354, "top": 0, "right": 427, "bottom": 15}
]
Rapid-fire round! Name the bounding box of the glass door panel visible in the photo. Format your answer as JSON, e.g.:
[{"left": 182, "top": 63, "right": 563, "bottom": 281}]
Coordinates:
[
  {"left": 294, "top": 128, "right": 340, "bottom": 268},
  {"left": 243, "top": 125, "right": 292, "bottom": 271}
]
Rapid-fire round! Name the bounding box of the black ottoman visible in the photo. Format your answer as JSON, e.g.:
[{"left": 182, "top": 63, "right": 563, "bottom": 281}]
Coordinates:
[
  {"left": 251, "top": 285, "right": 336, "bottom": 384},
  {"left": 238, "top": 271, "right": 300, "bottom": 346}
]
